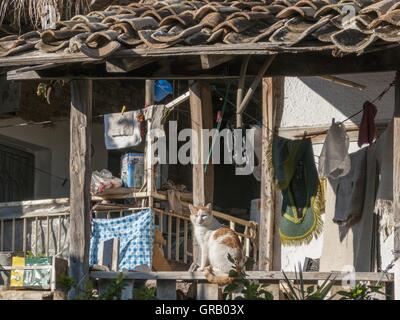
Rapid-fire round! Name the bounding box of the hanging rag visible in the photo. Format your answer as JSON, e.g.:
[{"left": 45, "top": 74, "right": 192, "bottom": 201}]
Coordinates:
[
  {"left": 104, "top": 110, "right": 142, "bottom": 150},
  {"left": 272, "top": 136, "right": 323, "bottom": 245},
  {"left": 318, "top": 122, "right": 351, "bottom": 179},
  {"left": 374, "top": 120, "right": 394, "bottom": 240},
  {"left": 144, "top": 104, "right": 166, "bottom": 131},
  {"left": 89, "top": 209, "right": 154, "bottom": 271},
  {"left": 319, "top": 144, "right": 377, "bottom": 273},
  {"left": 358, "top": 101, "right": 377, "bottom": 148},
  {"left": 333, "top": 148, "right": 367, "bottom": 226},
  {"left": 251, "top": 125, "right": 262, "bottom": 182}
]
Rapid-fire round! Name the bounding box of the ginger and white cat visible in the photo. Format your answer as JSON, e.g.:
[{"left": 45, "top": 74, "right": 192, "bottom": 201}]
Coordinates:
[{"left": 189, "top": 203, "right": 245, "bottom": 285}]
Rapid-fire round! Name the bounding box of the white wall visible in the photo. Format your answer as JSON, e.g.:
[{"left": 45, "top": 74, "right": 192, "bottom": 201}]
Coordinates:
[
  {"left": 0, "top": 117, "right": 108, "bottom": 199},
  {"left": 279, "top": 72, "right": 395, "bottom": 271}
]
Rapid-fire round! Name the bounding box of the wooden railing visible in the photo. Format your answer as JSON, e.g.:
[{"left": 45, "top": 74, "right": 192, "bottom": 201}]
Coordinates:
[
  {"left": 0, "top": 195, "right": 258, "bottom": 268},
  {"left": 90, "top": 271, "right": 395, "bottom": 300}
]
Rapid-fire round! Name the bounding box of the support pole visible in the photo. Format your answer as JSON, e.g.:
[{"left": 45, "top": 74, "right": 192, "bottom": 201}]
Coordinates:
[
  {"left": 68, "top": 80, "right": 92, "bottom": 298},
  {"left": 145, "top": 80, "right": 155, "bottom": 208},
  {"left": 393, "top": 71, "right": 400, "bottom": 299},
  {"left": 258, "top": 77, "right": 281, "bottom": 271},
  {"left": 190, "top": 80, "right": 216, "bottom": 300}
]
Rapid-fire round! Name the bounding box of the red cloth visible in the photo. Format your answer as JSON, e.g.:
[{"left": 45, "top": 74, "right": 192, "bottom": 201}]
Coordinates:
[{"left": 358, "top": 101, "right": 377, "bottom": 147}]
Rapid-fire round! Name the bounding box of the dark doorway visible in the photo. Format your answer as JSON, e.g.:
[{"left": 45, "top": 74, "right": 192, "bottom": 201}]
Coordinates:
[{"left": 0, "top": 144, "right": 35, "bottom": 202}]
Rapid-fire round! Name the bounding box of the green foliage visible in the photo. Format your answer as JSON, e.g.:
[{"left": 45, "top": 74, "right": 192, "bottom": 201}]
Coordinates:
[
  {"left": 223, "top": 255, "right": 273, "bottom": 300},
  {"left": 57, "top": 273, "right": 126, "bottom": 300},
  {"left": 281, "top": 263, "right": 335, "bottom": 300},
  {"left": 133, "top": 286, "right": 157, "bottom": 300},
  {"left": 337, "top": 283, "right": 387, "bottom": 300}
]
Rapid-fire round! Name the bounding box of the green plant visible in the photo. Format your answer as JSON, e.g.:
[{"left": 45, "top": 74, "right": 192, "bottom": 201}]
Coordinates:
[
  {"left": 133, "top": 286, "right": 157, "bottom": 300},
  {"left": 223, "top": 254, "right": 274, "bottom": 300},
  {"left": 58, "top": 273, "right": 127, "bottom": 300},
  {"left": 281, "top": 263, "right": 335, "bottom": 300},
  {"left": 337, "top": 283, "right": 387, "bottom": 300}
]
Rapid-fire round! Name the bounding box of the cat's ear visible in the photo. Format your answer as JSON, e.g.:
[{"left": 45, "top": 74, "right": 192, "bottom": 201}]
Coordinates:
[
  {"left": 188, "top": 204, "right": 196, "bottom": 215},
  {"left": 205, "top": 203, "right": 212, "bottom": 211}
]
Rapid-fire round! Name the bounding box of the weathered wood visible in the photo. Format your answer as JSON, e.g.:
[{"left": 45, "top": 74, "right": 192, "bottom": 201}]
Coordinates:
[
  {"left": 111, "top": 238, "right": 120, "bottom": 272},
  {"left": 90, "top": 271, "right": 394, "bottom": 282},
  {"left": 197, "top": 283, "right": 219, "bottom": 300},
  {"left": 145, "top": 80, "right": 155, "bottom": 208},
  {"left": 318, "top": 75, "right": 366, "bottom": 90},
  {"left": 176, "top": 218, "right": 180, "bottom": 262},
  {"left": 237, "top": 55, "right": 276, "bottom": 115},
  {"left": 236, "top": 56, "right": 250, "bottom": 127},
  {"left": 393, "top": 71, "right": 400, "bottom": 300},
  {"left": 156, "top": 280, "right": 176, "bottom": 300},
  {"left": 190, "top": 81, "right": 214, "bottom": 266},
  {"left": 68, "top": 79, "right": 93, "bottom": 299},
  {"left": 258, "top": 77, "right": 282, "bottom": 271},
  {"left": 121, "top": 280, "right": 134, "bottom": 300},
  {"left": 106, "top": 58, "right": 157, "bottom": 73},
  {"left": 200, "top": 54, "right": 234, "bottom": 69}
]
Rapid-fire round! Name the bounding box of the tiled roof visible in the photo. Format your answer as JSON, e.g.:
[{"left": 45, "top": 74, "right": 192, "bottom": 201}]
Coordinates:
[{"left": 1, "top": 0, "right": 400, "bottom": 60}]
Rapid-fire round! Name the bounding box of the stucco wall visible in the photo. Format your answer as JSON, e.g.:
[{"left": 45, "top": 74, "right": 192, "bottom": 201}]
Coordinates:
[
  {"left": 0, "top": 117, "right": 108, "bottom": 199},
  {"left": 279, "top": 72, "right": 395, "bottom": 272}
]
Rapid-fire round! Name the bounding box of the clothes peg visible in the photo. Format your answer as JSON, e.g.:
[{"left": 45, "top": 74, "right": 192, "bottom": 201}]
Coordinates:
[{"left": 121, "top": 105, "right": 127, "bottom": 115}]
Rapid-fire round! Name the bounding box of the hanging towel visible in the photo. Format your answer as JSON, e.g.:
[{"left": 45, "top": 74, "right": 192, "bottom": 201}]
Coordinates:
[
  {"left": 272, "top": 136, "right": 323, "bottom": 245},
  {"left": 358, "top": 101, "right": 377, "bottom": 148},
  {"left": 89, "top": 209, "right": 154, "bottom": 271},
  {"left": 375, "top": 120, "right": 394, "bottom": 240},
  {"left": 333, "top": 148, "right": 367, "bottom": 226},
  {"left": 144, "top": 104, "right": 165, "bottom": 131},
  {"left": 319, "top": 122, "right": 351, "bottom": 179},
  {"left": 104, "top": 110, "right": 142, "bottom": 150}
]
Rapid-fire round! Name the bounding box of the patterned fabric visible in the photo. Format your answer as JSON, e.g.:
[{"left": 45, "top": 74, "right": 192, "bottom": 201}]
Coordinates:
[{"left": 89, "top": 208, "right": 154, "bottom": 271}]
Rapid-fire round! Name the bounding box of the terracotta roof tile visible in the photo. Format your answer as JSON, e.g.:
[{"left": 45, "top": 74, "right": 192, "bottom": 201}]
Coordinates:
[{"left": 2, "top": 0, "right": 400, "bottom": 59}]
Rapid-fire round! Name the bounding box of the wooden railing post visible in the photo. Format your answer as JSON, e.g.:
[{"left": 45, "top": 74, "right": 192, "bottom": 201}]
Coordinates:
[
  {"left": 258, "top": 77, "right": 282, "bottom": 271},
  {"left": 68, "top": 79, "right": 92, "bottom": 298}
]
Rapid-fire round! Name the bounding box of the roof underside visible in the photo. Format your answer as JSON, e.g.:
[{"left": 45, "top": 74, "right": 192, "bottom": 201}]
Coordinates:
[{"left": 2, "top": 0, "right": 400, "bottom": 78}]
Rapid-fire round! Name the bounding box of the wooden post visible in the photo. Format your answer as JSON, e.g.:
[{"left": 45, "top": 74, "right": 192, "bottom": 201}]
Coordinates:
[
  {"left": 68, "top": 80, "right": 92, "bottom": 298},
  {"left": 393, "top": 71, "right": 400, "bottom": 300},
  {"left": 145, "top": 80, "right": 155, "bottom": 207},
  {"left": 258, "top": 77, "right": 282, "bottom": 271},
  {"left": 190, "top": 81, "right": 216, "bottom": 299}
]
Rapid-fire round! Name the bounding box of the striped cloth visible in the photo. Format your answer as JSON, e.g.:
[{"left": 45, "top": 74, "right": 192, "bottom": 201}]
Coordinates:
[{"left": 89, "top": 208, "right": 154, "bottom": 270}]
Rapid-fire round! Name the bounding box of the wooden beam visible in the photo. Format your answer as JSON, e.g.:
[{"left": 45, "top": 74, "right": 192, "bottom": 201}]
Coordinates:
[
  {"left": 393, "top": 71, "right": 400, "bottom": 300},
  {"left": 68, "top": 79, "right": 92, "bottom": 298},
  {"left": 106, "top": 58, "right": 158, "bottom": 73},
  {"left": 190, "top": 81, "right": 214, "bottom": 262},
  {"left": 237, "top": 55, "right": 276, "bottom": 116},
  {"left": 145, "top": 80, "right": 155, "bottom": 208},
  {"left": 258, "top": 77, "right": 282, "bottom": 271},
  {"left": 200, "top": 54, "right": 234, "bottom": 69},
  {"left": 236, "top": 56, "right": 250, "bottom": 128},
  {"left": 318, "top": 75, "right": 366, "bottom": 91}
]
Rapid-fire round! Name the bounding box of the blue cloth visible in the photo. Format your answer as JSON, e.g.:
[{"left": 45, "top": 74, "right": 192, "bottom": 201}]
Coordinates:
[
  {"left": 89, "top": 208, "right": 154, "bottom": 270},
  {"left": 154, "top": 80, "right": 173, "bottom": 102}
]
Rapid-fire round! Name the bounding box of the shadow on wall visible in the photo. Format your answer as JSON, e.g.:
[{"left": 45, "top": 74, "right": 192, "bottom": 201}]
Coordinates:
[{"left": 280, "top": 72, "right": 395, "bottom": 128}]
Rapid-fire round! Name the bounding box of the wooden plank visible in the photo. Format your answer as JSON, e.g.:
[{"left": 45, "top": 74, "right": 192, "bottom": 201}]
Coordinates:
[
  {"left": 111, "top": 238, "right": 120, "bottom": 272},
  {"left": 258, "top": 77, "right": 282, "bottom": 271},
  {"left": 68, "top": 79, "right": 93, "bottom": 299},
  {"left": 145, "top": 80, "right": 155, "bottom": 209},
  {"left": 23, "top": 218, "right": 27, "bottom": 253},
  {"left": 11, "top": 219, "right": 15, "bottom": 252},
  {"left": 237, "top": 55, "right": 276, "bottom": 115},
  {"left": 46, "top": 216, "right": 50, "bottom": 256},
  {"left": 190, "top": 81, "right": 214, "bottom": 265},
  {"left": 236, "top": 56, "right": 250, "bottom": 127},
  {"left": 168, "top": 215, "right": 172, "bottom": 260},
  {"left": 200, "top": 54, "right": 234, "bottom": 69},
  {"left": 393, "top": 71, "right": 400, "bottom": 300},
  {"left": 106, "top": 58, "right": 157, "bottom": 73},
  {"left": 184, "top": 220, "right": 188, "bottom": 264},
  {"left": 90, "top": 271, "right": 394, "bottom": 282},
  {"left": 197, "top": 283, "right": 219, "bottom": 300},
  {"left": 175, "top": 218, "right": 180, "bottom": 262},
  {"left": 156, "top": 280, "right": 176, "bottom": 300},
  {"left": 230, "top": 221, "right": 235, "bottom": 231},
  {"left": 57, "top": 216, "right": 62, "bottom": 253},
  {"left": 35, "top": 217, "right": 38, "bottom": 255},
  {"left": 121, "top": 280, "right": 134, "bottom": 300}
]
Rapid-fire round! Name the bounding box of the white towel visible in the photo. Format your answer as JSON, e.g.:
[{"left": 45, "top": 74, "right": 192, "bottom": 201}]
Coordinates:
[
  {"left": 319, "top": 122, "right": 351, "bottom": 180},
  {"left": 104, "top": 110, "right": 142, "bottom": 150}
]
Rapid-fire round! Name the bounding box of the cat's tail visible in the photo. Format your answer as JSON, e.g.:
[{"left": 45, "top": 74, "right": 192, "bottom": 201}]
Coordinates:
[{"left": 204, "top": 266, "right": 235, "bottom": 286}]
